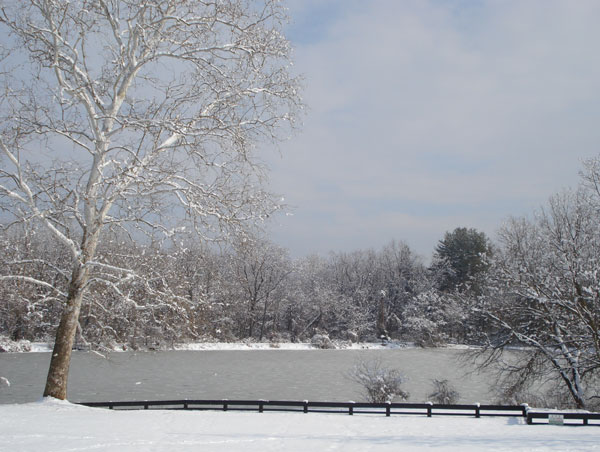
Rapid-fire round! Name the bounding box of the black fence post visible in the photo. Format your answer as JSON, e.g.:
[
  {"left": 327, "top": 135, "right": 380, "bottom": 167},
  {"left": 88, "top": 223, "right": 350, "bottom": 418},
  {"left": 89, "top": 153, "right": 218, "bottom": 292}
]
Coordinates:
[
  {"left": 349, "top": 402, "right": 354, "bottom": 416},
  {"left": 427, "top": 402, "right": 433, "bottom": 418},
  {"left": 386, "top": 401, "right": 391, "bottom": 417},
  {"left": 303, "top": 400, "right": 308, "bottom": 414},
  {"left": 475, "top": 403, "right": 480, "bottom": 418}
]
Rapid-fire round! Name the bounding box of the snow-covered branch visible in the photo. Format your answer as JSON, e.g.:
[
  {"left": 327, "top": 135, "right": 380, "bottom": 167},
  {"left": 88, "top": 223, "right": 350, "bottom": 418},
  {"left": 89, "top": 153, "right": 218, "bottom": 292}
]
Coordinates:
[{"left": 0, "top": 0, "right": 302, "bottom": 399}]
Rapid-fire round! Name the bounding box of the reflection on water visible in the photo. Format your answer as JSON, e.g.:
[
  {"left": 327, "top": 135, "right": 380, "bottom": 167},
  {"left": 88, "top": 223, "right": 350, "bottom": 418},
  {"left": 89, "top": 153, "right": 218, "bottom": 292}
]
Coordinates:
[{"left": 0, "top": 348, "right": 498, "bottom": 404}]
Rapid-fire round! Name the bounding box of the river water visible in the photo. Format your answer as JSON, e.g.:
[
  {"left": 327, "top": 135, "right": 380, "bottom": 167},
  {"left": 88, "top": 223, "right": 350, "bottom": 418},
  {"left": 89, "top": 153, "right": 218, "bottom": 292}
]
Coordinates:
[{"left": 0, "top": 348, "right": 499, "bottom": 405}]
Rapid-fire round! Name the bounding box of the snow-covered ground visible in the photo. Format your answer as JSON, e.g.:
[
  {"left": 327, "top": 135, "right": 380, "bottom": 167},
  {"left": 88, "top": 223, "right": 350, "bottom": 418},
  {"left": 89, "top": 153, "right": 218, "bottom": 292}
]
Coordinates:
[
  {"left": 0, "top": 337, "right": 416, "bottom": 353},
  {"left": 174, "top": 341, "right": 413, "bottom": 351},
  {"left": 1, "top": 398, "right": 598, "bottom": 452},
  {"left": 3, "top": 337, "right": 465, "bottom": 353},
  {"left": 0, "top": 337, "right": 53, "bottom": 353}
]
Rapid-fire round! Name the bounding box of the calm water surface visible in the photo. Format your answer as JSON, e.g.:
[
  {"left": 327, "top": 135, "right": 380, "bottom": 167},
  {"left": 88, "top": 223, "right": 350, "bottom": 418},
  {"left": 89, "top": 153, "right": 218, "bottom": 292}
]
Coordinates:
[{"left": 0, "top": 349, "right": 497, "bottom": 404}]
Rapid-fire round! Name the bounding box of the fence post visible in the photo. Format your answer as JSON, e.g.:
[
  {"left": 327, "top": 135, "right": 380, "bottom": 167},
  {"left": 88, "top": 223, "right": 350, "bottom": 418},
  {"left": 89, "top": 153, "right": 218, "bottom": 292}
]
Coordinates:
[
  {"left": 223, "top": 400, "right": 228, "bottom": 412},
  {"left": 386, "top": 401, "right": 391, "bottom": 417},
  {"left": 475, "top": 403, "right": 480, "bottom": 418},
  {"left": 303, "top": 400, "right": 308, "bottom": 414},
  {"left": 427, "top": 402, "right": 433, "bottom": 418},
  {"left": 349, "top": 401, "right": 354, "bottom": 416},
  {"left": 144, "top": 401, "right": 149, "bottom": 410},
  {"left": 259, "top": 401, "right": 264, "bottom": 413},
  {"left": 521, "top": 403, "right": 532, "bottom": 424}
]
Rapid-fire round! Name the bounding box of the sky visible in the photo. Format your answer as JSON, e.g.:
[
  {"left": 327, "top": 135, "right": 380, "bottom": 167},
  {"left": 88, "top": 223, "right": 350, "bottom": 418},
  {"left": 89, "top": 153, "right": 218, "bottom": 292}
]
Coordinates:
[{"left": 264, "top": 0, "right": 600, "bottom": 260}]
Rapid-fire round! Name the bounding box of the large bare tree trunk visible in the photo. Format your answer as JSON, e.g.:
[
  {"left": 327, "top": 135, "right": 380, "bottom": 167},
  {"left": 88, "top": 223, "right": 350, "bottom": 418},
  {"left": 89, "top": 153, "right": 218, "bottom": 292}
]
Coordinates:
[
  {"left": 44, "top": 239, "right": 96, "bottom": 399},
  {"left": 43, "top": 285, "right": 85, "bottom": 399}
]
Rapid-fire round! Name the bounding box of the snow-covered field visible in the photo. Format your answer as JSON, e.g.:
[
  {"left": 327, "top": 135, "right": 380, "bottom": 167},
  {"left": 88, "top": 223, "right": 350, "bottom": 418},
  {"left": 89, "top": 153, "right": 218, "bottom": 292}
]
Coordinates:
[{"left": 1, "top": 399, "right": 598, "bottom": 452}]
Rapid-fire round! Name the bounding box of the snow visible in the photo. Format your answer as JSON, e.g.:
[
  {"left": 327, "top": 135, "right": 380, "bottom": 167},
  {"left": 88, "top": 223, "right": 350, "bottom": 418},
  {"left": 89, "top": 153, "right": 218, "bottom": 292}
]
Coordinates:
[
  {"left": 0, "top": 337, "right": 52, "bottom": 353},
  {"left": 165, "top": 341, "right": 478, "bottom": 351},
  {"left": 4, "top": 338, "right": 482, "bottom": 353},
  {"left": 175, "top": 341, "right": 317, "bottom": 351},
  {"left": 0, "top": 337, "right": 32, "bottom": 353},
  {"left": 29, "top": 342, "right": 53, "bottom": 353},
  {"left": 174, "top": 341, "right": 411, "bottom": 351},
  {"left": 2, "top": 340, "right": 415, "bottom": 353},
  {"left": 1, "top": 398, "right": 598, "bottom": 452}
]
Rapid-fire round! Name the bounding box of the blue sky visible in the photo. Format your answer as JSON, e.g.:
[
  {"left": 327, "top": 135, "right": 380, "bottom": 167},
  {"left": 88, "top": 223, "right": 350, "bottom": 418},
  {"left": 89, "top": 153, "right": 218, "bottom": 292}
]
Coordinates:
[{"left": 265, "top": 0, "right": 600, "bottom": 259}]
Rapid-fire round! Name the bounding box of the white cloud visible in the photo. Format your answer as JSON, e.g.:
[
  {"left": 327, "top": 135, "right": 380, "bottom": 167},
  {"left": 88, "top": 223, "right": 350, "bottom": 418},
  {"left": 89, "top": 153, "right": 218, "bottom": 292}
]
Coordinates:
[{"left": 267, "top": 0, "right": 600, "bottom": 258}]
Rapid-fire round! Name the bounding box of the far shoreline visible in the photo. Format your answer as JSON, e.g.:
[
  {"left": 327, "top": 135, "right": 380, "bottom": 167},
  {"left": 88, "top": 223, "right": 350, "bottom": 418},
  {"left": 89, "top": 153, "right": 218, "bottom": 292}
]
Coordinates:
[{"left": 1, "top": 337, "right": 485, "bottom": 354}]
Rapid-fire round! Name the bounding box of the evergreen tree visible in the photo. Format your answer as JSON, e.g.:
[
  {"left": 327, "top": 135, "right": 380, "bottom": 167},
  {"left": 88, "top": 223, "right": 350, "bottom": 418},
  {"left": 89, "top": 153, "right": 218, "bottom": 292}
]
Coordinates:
[{"left": 433, "top": 227, "right": 491, "bottom": 293}]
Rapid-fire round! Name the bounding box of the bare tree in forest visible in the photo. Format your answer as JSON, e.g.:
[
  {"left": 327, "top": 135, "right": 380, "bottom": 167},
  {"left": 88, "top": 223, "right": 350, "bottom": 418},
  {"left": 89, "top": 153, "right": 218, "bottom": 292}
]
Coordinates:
[
  {"left": 0, "top": 0, "right": 301, "bottom": 399},
  {"left": 230, "top": 237, "right": 292, "bottom": 340}
]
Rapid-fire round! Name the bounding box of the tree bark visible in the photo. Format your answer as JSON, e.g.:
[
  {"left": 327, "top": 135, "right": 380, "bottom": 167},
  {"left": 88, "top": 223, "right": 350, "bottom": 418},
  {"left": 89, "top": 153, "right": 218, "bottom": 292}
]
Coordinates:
[
  {"left": 44, "top": 232, "right": 98, "bottom": 400},
  {"left": 43, "top": 273, "right": 87, "bottom": 399},
  {"left": 377, "top": 297, "right": 387, "bottom": 338},
  {"left": 258, "top": 295, "right": 270, "bottom": 341}
]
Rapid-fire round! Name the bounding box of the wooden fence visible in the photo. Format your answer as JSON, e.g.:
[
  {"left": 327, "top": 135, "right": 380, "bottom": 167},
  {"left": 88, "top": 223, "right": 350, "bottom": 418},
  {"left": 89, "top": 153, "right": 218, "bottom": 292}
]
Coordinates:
[
  {"left": 76, "top": 399, "right": 600, "bottom": 425},
  {"left": 526, "top": 411, "right": 600, "bottom": 426},
  {"left": 80, "top": 399, "right": 522, "bottom": 417},
  {"left": 79, "top": 399, "right": 528, "bottom": 417}
]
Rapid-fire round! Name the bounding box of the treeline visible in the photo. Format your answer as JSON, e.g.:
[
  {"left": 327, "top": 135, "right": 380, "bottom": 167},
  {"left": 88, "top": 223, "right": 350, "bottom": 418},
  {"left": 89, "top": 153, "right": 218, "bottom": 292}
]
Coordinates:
[{"left": 0, "top": 230, "right": 487, "bottom": 349}]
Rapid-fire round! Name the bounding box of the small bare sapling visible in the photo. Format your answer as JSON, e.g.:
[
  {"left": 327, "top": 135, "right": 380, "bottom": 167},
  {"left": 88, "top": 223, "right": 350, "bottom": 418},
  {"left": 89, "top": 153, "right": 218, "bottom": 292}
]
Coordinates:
[
  {"left": 428, "top": 379, "right": 460, "bottom": 405},
  {"left": 349, "top": 359, "right": 409, "bottom": 403}
]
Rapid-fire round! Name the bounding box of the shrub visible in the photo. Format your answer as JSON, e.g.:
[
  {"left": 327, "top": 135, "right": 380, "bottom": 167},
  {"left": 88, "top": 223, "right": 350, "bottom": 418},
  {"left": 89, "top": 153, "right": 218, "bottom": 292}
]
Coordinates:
[
  {"left": 349, "top": 359, "right": 409, "bottom": 403},
  {"left": 428, "top": 379, "right": 460, "bottom": 405},
  {"left": 311, "top": 334, "right": 335, "bottom": 349}
]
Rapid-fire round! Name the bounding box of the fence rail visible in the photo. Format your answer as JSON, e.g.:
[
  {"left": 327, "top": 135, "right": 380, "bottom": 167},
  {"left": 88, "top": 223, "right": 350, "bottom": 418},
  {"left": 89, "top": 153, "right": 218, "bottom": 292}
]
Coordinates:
[
  {"left": 77, "top": 399, "right": 530, "bottom": 417},
  {"left": 526, "top": 411, "right": 600, "bottom": 426},
  {"left": 76, "top": 399, "right": 600, "bottom": 425}
]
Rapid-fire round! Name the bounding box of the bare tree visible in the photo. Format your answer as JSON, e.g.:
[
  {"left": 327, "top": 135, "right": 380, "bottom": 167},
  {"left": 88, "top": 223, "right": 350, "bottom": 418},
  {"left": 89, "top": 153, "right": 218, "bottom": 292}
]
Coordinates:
[
  {"left": 0, "top": 0, "right": 301, "bottom": 399},
  {"left": 348, "top": 358, "right": 409, "bottom": 403},
  {"left": 428, "top": 379, "right": 459, "bottom": 405},
  {"left": 230, "top": 237, "right": 291, "bottom": 340},
  {"left": 478, "top": 162, "right": 600, "bottom": 409}
]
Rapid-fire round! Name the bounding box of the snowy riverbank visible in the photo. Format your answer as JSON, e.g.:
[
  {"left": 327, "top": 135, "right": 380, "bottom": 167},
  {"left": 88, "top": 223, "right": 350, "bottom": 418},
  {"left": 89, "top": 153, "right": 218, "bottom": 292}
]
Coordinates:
[
  {"left": 0, "top": 337, "right": 52, "bottom": 353},
  {"left": 174, "top": 340, "right": 418, "bottom": 351},
  {"left": 2, "top": 336, "right": 477, "bottom": 353},
  {"left": 1, "top": 398, "right": 598, "bottom": 452},
  {"left": 0, "top": 337, "right": 417, "bottom": 353}
]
